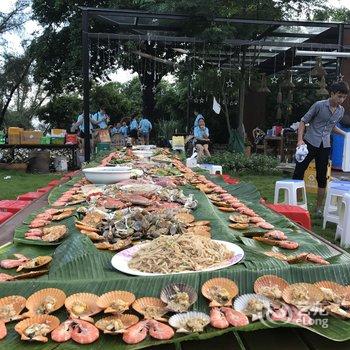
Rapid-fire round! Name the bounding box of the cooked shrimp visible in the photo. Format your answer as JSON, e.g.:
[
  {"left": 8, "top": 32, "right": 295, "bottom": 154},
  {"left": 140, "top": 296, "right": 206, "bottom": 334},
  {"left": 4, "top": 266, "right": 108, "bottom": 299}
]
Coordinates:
[
  {"left": 210, "top": 307, "right": 229, "bottom": 329},
  {"left": 0, "top": 320, "right": 7, "bottom": 340},
  {"left": 122, "top": 320, "right": 148, "bottom": 344},
  {"left": 221, "top": 307, "right": 249, "bottom": 327},
  {"left": 51, "top": 320, "right": 73, "bottom": 342},
  {"left": 148, "top": 320, "right": 174, "bottom": 340},
  {"left": 70, "top": 319, "right": 99, "bottom": 344}
]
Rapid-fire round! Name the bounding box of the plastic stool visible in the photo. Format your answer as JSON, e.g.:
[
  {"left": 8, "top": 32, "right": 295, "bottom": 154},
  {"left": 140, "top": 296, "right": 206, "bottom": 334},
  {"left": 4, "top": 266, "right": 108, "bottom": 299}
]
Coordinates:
[
  {"left": 48, "top": 180, "right": 61, "bottom": 186},
  {"left": 0, "top": 211, "right": 13, "bottom": 224},
  {"left": 198, "top": 163, "right": 223, "bottom": 175},
  {"left": 0, "top": 200, "right": 30, "bottom": 213},
  {"left": 37, "top": 186, "right": 53, "bottom": 193},
  {"left": 274, "top": 180, "right": 307, "bottom": 210},
  {"left": 266, "top": 204, "right": 311, "bottom": 230},
  {"left": 323, "top": 183, "right": 350, "bottom": 229},
  {"left": 222, "top": 174, "right": 239, "bottom": 185},
  {"left": 17, "top": 192, "right": 44, "bottom": 201},
  {"left": 336, "top": 193, "right": 350, "bottom": 248}
]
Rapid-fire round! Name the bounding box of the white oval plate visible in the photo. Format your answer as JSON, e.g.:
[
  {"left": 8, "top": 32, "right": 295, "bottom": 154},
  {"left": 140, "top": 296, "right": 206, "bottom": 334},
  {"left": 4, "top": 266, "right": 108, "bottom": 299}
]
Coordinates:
[{"left": 111, "top": 240, "right": 245, "bottom": 276}]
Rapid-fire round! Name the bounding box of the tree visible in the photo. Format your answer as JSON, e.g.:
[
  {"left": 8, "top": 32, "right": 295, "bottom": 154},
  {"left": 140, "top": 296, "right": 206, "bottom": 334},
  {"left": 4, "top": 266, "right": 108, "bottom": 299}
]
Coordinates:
[
  {"left": 0, "top": 0, "right": 29, "bottom": 41},
  {"left": 0, "top": 51, "right": 34, "bottom": 126}
]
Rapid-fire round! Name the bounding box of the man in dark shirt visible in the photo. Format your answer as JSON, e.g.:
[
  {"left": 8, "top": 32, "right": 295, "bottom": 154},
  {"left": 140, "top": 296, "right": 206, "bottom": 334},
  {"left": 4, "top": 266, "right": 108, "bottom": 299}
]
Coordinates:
[{"left": 293, "top": 81, "right": 349, "bottom": 214}]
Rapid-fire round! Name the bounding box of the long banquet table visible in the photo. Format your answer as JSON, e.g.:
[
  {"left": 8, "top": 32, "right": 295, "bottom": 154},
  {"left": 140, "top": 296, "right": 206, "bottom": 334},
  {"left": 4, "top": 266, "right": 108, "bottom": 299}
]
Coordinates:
[{"left": 1, "top": 151, "right": 350, "bottom": 349}]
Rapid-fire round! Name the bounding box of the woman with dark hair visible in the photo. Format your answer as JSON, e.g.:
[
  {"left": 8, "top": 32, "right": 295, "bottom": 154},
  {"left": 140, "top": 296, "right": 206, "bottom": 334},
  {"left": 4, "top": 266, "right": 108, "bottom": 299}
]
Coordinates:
[
  {"left": 293, "top": 81, "right": 349, "bottom": 215},
  {"left": 194, "top": 118, "right": 211, "bottom": 160}
]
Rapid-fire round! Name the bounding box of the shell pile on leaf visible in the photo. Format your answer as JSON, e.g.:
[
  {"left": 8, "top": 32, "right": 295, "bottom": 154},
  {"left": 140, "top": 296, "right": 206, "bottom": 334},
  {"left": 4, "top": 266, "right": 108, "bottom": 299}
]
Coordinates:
[
  {"left": 95, "top": 314, "right": 139, "bottom": 334},
  {"left": 168, "top": 311, "right": 210, "bottom": 333},
  {"left": 254, "top": 275, "right": 289, "bottom": 300}
]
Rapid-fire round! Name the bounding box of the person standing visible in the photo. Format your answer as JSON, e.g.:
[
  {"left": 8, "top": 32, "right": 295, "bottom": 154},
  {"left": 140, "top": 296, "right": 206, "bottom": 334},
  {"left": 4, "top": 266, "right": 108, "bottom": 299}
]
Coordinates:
[
  {"left": 129, "top": 115, "right": 139, "bottom": 145},
  {"left": 194, "top": 118, "right": 211, "bottom": 161},
  {"left": 194, "top": 110, "right": 204, "bottom": 128},
  {"left": 293, "top": 81, "right": 349, "bottom": 215},
  {"left": 119, "top": 121, "right": 129, "bottom": 146},
  {"left": 138, "top": 116, "right": 152, "bottom": 145},
  {"left": 91, "top": 106, "right": 109, "bottom": 129},
  {"left": 72, "top": 112, "right": 94, "bottom": 153}
]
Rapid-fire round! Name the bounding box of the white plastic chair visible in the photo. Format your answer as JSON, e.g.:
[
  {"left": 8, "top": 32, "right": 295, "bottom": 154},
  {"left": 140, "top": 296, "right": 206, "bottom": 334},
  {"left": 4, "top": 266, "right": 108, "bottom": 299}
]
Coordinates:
[
  {"left": 274, "top": 179, "right": 307, "bottom": 210},
  {"left": 336, "top": 193, "right": 350, "bottom": 248}
]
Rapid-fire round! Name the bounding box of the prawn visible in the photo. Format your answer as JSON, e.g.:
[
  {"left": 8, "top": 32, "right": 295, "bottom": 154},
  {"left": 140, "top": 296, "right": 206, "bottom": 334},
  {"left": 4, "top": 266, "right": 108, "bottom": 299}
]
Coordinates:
[
  {"left": 221, "top": 307, "right": 249, "bottom": 327},
  {"left": 148, "top": 320, "right": 174, "bottom": 340},
  {"left": 70, "top": 319, "right": 99, "bottom": 344},
  {"left": 210, "top": 307, "right": 229, "bottom": 329},
  {"left": 122, "top": 320, "right": 148, "bottom": 344},
  {"left": 0, "top": 321, "right": 7, "bottom": 340},
  {"left": 51, "top": 320, "right": 74, "bottom": 342}
]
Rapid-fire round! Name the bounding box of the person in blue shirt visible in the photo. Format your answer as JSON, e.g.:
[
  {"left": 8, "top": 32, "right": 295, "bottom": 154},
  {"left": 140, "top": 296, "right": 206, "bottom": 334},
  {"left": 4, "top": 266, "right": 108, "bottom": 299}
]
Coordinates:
[
  {"left": 129, "top": 115, "right": 139, "bottom": 145},
  {"left": 194, "top": 110, "right": 204, "bottom": 128},
  {"left": 119, "top": 121, "right": 129, "bottom": 137},
  {"left": 91, "top": 106, "right": 109, "bottom": 130},
  {"left": 138, "top": 116, "right": 152, "bottom": 145},
  {"left": 194, "top": 118, "right": 211, "bottom": 160},
  {"left": 110, "top": 122, "right": 121, "bottom": 136},
  {"left": 72, "top": 112, "right": 94, "bottom": 153}
]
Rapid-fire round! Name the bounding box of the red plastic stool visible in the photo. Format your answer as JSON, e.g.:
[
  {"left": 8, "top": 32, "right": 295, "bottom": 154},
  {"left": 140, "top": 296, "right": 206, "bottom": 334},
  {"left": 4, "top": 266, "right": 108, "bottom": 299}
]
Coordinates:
[
  {"left": 48, "top": 180, "right": 61, "bottom": 186},
  {"left": 266, "top": 204, "right": 312, "bottom": 230},
  {"left": 222, "top": 174, "right": 239, "bottom": 185},
  {"left": 0, "top": 211, "right": 13, "bottom": 224},
  {"left": 17, "top": 192, "right": 44, "bottom": 201},
  {"left": 0, "top": 200, "right": 30, "bottom": 213},
  {"left": 37, "top": 186, "right": 53, "bottom": 193}
]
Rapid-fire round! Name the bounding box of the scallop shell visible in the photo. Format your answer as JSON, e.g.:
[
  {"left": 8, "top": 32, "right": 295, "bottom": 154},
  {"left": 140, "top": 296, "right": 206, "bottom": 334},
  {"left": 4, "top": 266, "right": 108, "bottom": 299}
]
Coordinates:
[
  {"left": 24, "top": 288, "right": 66, "bottom": 317},
  {"left": 97, "top": 291, "right": 135, "bottom": 314},
  {"left": 160, "top": 283, "right": 197, "bottom": 312},
  {"left": 233, "top": 293, "right": 271, "bottom": 319},
  {"left": 14, "top": 314, "right": 60, "bottom": 342},
  {"left": 16, "top": 256, "right": 52, "bottom": 272},
  {"left": 282, "top": 283, "right": 323, "bottom": 309},
  {"left": 254, "top": 275, "right": 289, "bottom": 299},
  {"left": 95, "top": 314, "right": 139, "bottom": 334},
  {"left": 132, "top": 297, "right": 167, "bottom": 321},
  {"left": 168, "top": 311, "right": 210, "bottom": 333},
  {"left": 314, "top": 281, "right": 346, "bottom": 302},
  {"left": 175, "top": 212, "right": 195, "bottom": 224},
  {"left": 0, "top": 295, "right": 26, "bottom": 322},
  {"left": 65, "top": 293, "right": 102, "bottom": 322},
  {"left": 201, "top": 278, "right": 238, "bottom": 307}
]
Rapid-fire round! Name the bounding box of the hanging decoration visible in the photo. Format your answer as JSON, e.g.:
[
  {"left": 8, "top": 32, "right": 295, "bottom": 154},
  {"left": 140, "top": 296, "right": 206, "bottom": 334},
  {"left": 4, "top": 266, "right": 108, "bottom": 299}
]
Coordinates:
[
  {"left": 280, "top": 70, "right": 295, "bottom": 90},
  {"left": 311, "top": 57, "right": 327, "bottom": 79},
  {"left": 276, "top": 86, "right": 282, "bottom": 120},
  {"left": 277, "top": 87, "right": 283, "bottom": 104},
  {"left": 226, "top": 52, "right": 234, "bottom": 87},
  {"left": 271, "top": 52, "right": 278, "bottom": 84},
  {"left": 257, "top": 73, "right": 271, "bottom": 93},
  {"left": 316, "top": 76, "right": 329, "bottom": 96}
]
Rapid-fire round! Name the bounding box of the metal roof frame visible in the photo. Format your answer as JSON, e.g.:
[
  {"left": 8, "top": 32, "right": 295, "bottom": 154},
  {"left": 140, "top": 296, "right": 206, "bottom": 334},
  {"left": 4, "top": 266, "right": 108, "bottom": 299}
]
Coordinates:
[{"left": 81, "top": 6, "right": 349, "bottom": 161}]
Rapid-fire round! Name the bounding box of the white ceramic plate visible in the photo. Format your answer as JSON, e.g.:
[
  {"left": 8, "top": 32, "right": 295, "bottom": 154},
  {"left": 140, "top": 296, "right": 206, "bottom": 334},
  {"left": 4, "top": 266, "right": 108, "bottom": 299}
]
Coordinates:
[{"left": 111, "top": 240, "right": 245, "bottom": 276}]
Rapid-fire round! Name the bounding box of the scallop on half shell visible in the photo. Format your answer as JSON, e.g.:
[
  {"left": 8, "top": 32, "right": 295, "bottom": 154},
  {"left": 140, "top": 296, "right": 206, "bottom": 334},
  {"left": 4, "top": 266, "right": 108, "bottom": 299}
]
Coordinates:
[
  {"left": 160, "top": 283, "right": 197, "bottom": 312},
  {"left": 168, "top": 311, "right": 210, "bottom": 333}
]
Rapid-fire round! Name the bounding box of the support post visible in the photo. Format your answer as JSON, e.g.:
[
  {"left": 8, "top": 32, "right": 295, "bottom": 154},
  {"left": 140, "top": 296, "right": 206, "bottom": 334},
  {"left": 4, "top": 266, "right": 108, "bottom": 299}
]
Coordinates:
[
  {"left": 186, "top": 59, "right": 192, "bottom": 134},
  {"left": 82, "top": 9, "right": 91, "bottom": 162},
  {"left": 337, "top": 23, "right": 344, "bottom": 79}
]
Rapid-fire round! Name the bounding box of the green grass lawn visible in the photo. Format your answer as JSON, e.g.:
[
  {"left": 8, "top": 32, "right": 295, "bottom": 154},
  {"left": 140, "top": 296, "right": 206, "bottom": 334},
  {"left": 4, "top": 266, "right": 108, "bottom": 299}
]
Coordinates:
[
  {"left": 233, "top": 173, "right": 339, "bottom": 249},
  {"left": 0, "top": 170, "right": 61, "bottom": 200}
]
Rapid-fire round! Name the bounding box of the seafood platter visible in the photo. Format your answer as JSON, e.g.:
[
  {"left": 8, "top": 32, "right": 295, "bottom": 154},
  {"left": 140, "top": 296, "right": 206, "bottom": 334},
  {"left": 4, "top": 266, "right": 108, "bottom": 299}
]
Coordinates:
[
  {"left": 1, "top": 275, "right": 350, "bottom": 345},
  {"left": 1, "top": 146, "right": 350, "bottom": 348}
]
